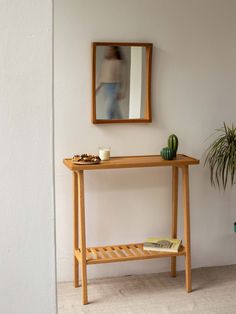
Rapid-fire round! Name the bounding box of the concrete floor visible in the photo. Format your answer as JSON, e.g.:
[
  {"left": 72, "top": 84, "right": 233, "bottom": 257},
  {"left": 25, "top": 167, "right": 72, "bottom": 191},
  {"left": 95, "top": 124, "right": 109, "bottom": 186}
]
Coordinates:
[{"left": 58, "top": 265, "right": 236, "bottom": 314}]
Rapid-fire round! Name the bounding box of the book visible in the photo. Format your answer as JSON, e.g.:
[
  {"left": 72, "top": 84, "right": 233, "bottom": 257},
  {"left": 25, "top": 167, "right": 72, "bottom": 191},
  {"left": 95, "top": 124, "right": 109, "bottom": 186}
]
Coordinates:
[{"left": 143, "top": 237, "right": 182, "bottom": 253}]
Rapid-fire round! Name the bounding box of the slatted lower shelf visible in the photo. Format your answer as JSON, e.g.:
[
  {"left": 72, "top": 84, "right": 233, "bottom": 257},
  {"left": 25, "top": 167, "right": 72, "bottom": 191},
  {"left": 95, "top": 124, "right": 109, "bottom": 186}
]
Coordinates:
[{"left": 75, "top": 243, "right": 186, "bottom": 265}]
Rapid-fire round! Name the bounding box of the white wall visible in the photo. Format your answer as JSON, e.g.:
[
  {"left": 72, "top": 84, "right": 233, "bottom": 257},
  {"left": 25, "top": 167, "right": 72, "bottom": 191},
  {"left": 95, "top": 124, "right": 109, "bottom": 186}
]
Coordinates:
[
  {"left": 0, "top": 1, "right": 56, "bottom": 314},
  {"left": 55, "top": 0, "right": 236, "bottom": 282}
]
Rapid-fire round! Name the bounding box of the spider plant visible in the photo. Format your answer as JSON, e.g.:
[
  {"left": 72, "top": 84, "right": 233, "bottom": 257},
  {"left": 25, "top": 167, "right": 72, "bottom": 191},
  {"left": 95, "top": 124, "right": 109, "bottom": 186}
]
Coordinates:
[{"left": 204, "top": 122, "right": 236, "bottom": 190}]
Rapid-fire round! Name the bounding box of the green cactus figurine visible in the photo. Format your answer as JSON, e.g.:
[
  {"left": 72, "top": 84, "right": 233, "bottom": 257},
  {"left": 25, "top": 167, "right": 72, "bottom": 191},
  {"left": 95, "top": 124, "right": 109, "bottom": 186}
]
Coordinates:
[
  {"left": 168, "top": 134, "right": 178, "bottom": 158},
  {"left": 160, "top": 147, "right": 174, "bottom": 160}
]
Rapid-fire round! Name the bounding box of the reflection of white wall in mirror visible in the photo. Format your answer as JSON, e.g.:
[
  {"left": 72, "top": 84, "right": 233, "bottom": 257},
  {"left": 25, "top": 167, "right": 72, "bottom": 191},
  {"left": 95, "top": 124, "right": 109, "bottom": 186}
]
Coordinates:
[
  {"left": 129, "top": 47, "right": 143, "bottom": 118},
  {"left": 141, "top": 48, "right": 147, "bottom": 117}
]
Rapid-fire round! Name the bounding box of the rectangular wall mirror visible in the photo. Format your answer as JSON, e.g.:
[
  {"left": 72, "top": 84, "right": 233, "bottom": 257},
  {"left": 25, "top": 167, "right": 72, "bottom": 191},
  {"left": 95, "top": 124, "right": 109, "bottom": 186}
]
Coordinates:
[{"left": 92, "top": 42, "right": 153, "bottom": 124}]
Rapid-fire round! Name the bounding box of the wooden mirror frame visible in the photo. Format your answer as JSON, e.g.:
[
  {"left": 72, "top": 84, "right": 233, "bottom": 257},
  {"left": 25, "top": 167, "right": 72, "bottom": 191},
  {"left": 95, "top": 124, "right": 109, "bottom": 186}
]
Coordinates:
[{"left": 92, "top": 42, "right": 153, "bottom": 124}]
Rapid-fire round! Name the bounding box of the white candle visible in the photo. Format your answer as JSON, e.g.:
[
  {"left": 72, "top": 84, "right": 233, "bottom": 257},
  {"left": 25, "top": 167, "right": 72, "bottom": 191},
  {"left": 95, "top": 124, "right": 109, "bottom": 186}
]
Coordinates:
[{"left": 99, "top": 147, "right": 110, "bottom": 161}]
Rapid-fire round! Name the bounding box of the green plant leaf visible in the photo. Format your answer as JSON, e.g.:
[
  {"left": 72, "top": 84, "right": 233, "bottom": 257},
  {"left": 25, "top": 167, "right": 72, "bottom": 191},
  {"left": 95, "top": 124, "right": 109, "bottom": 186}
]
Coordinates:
[{"left": 204, "top": 122, "right": 236, "bottom": 190}]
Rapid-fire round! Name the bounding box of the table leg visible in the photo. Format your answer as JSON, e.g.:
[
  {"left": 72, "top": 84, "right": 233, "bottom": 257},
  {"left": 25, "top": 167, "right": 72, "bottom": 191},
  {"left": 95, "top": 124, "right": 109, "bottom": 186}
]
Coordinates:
[
  {"left": 171, "top": 166, "right": 178, "bottom": 277},
  {"left": 73, "top": 172, "right": 79, "bottom": 287},
  {"left": 78, "top": 170, "right": 88, "bottom": 304},
  {"left": 182, "top": 165, "right": 192, "bottom": 292}
]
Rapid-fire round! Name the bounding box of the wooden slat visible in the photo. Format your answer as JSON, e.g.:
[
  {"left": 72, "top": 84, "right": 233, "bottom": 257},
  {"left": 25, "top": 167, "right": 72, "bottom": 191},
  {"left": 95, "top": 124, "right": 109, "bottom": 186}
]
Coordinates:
[
  {"left": 113, "top": 246, "right": 126, "bottom": 257},
  {"left": 96, "top": 248, "right": 104, "bottom": 259},
  {"left": 107, "top": 247, "right": 118, "bottom": 259},
  {"left": 100, "top": 248, "right": 110, "bottom": 259},
  {"left": 90, "top": 248, "right": 98, "bottom": 260},
  {"left": 136, "top": 243, "right": 151, "bottom": 254},
  {"left": 134, "top": 244, "right": 146, "bottom": 255},
  {"left": 128, "top": 245, "right": 143, "bottom": 256},
  {"left": 86, "top": 249, "right": 93, "bottom": 261},
  {"left": 120, "top": 245, "right": 134, "bottom": 257},
  {"left": 96, "top": 248, "right": 105, "bottom": 259}
]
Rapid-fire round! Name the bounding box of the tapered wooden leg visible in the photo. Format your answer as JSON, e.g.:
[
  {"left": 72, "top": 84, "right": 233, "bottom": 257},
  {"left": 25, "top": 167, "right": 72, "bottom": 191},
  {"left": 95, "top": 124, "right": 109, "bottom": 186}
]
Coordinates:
[
  {"left": 182, "top": 166, "right": 192, "bottom": 292},
  {"left": 73, "top": 172, "right": 79, "bottom": 288},
  {"left": 171, "top": 166, "right": 178, "bottom": 277},
  {"left": 78, "top": 170, "right": 88, "bottom": 305}
]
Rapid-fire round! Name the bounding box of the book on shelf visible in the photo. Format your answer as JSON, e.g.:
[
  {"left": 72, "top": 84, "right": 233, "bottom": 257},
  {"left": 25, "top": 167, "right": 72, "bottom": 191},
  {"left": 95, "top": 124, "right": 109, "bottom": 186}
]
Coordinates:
[{"left": 143, "top": 237, "right": 182, "bottom": 253}]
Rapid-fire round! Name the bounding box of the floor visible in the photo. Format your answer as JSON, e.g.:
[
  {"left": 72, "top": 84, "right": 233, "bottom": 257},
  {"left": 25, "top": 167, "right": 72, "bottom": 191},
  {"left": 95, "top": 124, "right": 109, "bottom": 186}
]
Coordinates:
[{"left": 57, "top": 265, "right": 236, "bottom": 314}]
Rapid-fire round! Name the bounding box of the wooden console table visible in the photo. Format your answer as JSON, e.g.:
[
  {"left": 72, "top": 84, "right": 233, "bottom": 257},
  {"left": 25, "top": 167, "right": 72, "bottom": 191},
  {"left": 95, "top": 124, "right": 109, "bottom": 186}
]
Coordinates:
[{"left": 63, "top": 154, "right": 199, "bottom": 305}]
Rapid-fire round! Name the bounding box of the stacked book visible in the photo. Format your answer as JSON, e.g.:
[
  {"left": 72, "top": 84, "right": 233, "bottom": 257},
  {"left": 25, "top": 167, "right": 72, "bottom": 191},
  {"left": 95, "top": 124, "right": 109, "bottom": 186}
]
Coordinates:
[{"left": 143, "top": 237, "right": 182, "bottom": 253}]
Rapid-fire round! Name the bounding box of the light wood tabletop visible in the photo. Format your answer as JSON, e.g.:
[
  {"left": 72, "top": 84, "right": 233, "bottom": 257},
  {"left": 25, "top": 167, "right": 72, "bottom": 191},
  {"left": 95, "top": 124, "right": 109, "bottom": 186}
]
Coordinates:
[{"left": 63, "top": 154, "right": 199, "bottom": 171}]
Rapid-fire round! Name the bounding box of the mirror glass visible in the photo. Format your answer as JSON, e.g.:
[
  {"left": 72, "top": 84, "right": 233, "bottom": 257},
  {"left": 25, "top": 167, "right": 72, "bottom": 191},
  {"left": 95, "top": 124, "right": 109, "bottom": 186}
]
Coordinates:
[{"left": 92, "top": 43, "right": 152, "bottom": 123}]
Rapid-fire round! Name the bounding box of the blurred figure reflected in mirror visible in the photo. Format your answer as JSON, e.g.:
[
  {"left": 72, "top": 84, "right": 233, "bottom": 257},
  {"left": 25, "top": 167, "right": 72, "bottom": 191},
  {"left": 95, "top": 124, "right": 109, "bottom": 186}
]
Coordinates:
[{"left": 96, "top": 46, "right": 126, "bottom": 119}]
